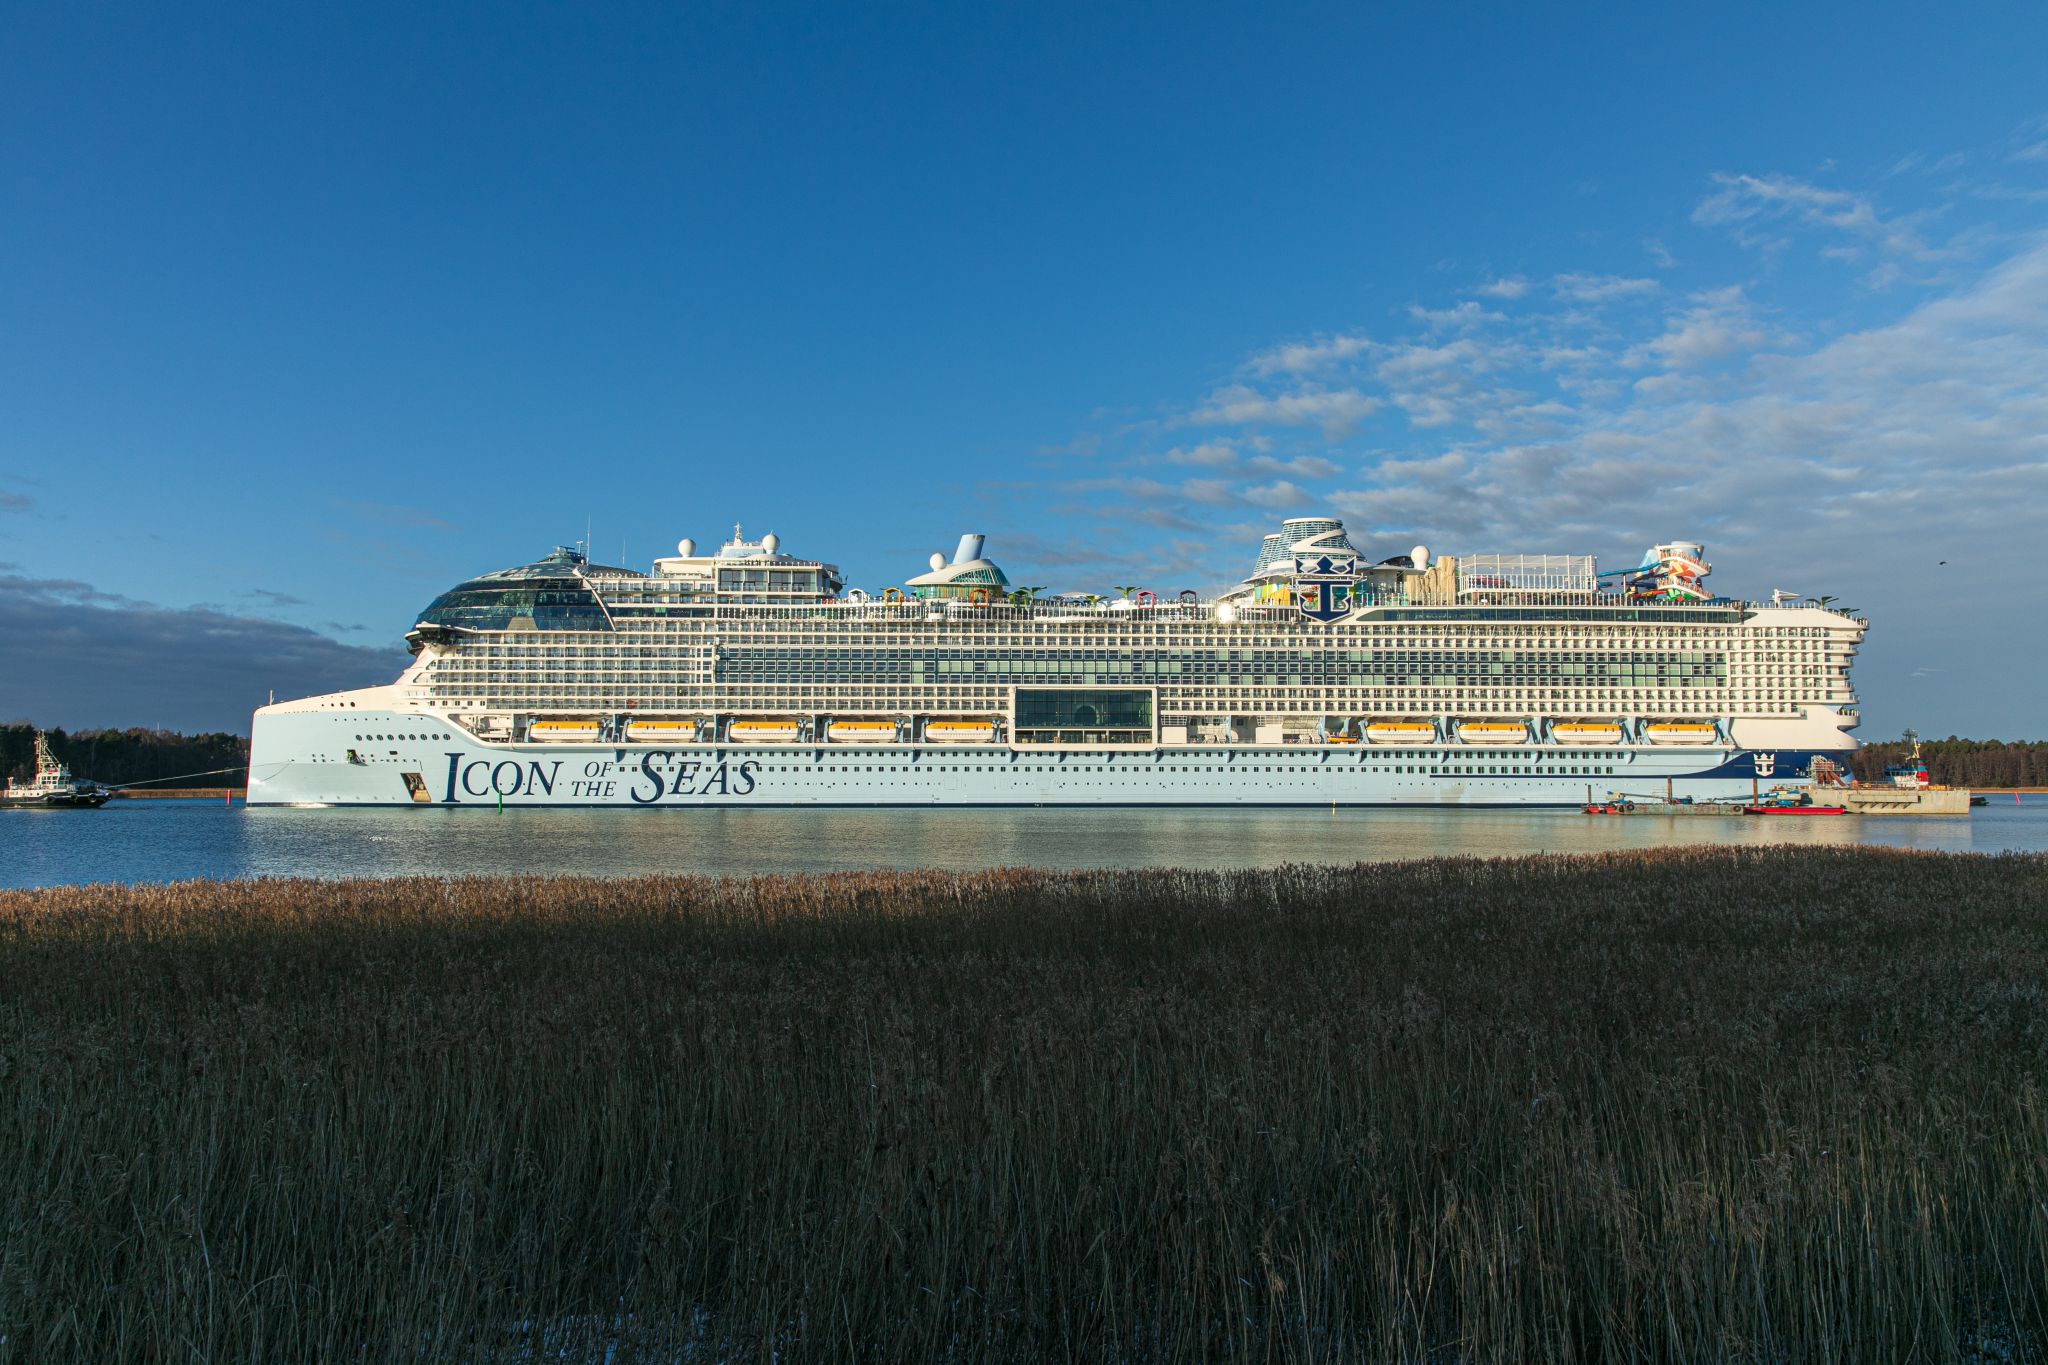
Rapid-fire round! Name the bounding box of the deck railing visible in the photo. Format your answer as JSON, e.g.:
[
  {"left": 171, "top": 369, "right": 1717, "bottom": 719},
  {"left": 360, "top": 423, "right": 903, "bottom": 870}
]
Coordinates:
[{"left": 690, "top": 594, "right": 1864, "bottom": 624}]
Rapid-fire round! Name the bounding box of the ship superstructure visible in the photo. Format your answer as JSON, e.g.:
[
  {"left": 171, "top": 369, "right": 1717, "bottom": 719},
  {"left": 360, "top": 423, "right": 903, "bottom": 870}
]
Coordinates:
[{"left": 247, "top": 518, "right": 1864, "bottom": 807}]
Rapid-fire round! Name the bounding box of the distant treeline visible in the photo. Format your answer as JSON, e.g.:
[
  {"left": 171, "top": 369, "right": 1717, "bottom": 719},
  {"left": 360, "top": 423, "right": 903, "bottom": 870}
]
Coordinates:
[
  {"left": 1, "top": 725, "right": 249, "bottom": 788},
  {"left": 1847, "top": 736, "right": 2048, "bottom": 788}
]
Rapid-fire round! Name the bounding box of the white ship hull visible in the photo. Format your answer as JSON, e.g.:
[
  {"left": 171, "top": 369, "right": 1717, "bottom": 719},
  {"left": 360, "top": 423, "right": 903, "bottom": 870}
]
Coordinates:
[{"left": 247, "top": 709, "right": 1831, "bottom": 808}]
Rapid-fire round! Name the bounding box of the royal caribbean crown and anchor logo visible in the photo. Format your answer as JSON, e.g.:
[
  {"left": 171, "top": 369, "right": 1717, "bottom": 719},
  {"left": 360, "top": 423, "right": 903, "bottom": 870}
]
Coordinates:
[{"left": 1293, "top": 552, "right": 1359, "bottom": 623}]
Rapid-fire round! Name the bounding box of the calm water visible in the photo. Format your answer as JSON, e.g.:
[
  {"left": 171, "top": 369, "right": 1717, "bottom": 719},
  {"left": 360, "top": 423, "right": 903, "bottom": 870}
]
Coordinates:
[{"left": 1, "top": 797, "right": 2044, "bottom": 888}]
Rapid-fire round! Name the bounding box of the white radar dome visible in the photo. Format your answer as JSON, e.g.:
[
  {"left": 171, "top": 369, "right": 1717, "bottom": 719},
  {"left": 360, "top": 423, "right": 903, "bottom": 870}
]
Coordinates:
[
  {"left": 1216, "top": 603, "right": 1238, "bottom": 624},
  {"left": 762, "top": 532, "right": 780, "bottom": 554},
  {"left": 929, "top": 552, "right": 946, "bottom": 572},
  {"left": 677, "top": 537, "right": 695, "bottom": 557},
  {"left": 1411, "top": 544, "right": 1429, "bottom": 570}
]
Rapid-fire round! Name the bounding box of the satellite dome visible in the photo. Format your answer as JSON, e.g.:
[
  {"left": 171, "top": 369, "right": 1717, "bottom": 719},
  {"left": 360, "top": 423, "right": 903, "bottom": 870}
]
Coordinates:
[
  {"left": 1411, "top": 545, "right": 1429, "bottom": 570},
  {"left": 1216, "top": 603, "right": 1238, "bottom": 624},
  {"left": 929, "top": 552, "right": 946, "bottom": 572},
  {"left": 762, "top": 532, "right": 780, "bottom": 554},
  {"left": 677, "top": 537, "right": 695, "bottom": 558}
]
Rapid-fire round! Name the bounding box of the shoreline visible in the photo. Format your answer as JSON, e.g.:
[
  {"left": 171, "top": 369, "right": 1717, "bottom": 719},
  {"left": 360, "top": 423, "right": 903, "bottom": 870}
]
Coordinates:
[{"left": 111, "top": 787, "right": 247, "bottom": 799}]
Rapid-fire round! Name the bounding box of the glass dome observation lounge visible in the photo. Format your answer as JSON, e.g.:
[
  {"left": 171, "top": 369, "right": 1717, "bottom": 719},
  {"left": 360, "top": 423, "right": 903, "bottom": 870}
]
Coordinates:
[
  {"left": 409, "top": 547, "right": 624, "bottom": 640},
  {"left": 905, "top": 533, "right": 1011, "bottom": 601}
]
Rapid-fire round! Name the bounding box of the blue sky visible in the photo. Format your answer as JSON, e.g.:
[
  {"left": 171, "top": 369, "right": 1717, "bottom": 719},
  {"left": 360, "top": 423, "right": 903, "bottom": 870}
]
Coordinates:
[{"left": 3, "top": 1, "right": 2045, "bottom": 735}]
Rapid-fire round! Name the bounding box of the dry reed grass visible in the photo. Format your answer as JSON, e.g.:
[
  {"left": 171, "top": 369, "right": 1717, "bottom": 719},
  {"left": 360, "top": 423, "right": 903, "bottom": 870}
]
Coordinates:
[{"left": 2, "top": 846, "right": 2045, "bottom": 1362}]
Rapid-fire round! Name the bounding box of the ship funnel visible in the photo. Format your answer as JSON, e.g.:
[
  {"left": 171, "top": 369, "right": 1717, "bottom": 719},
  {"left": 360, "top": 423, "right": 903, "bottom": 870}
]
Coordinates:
[{"left": 952, "top": 533, "right": 986, "bottom": 565}]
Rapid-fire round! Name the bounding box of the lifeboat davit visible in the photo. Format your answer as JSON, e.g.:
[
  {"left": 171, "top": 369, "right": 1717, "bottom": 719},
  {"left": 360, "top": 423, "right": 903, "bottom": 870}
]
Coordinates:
[
  {"left": 1365, "top": 721, "right": 1437, "bottom": 744},
  {"left": 530, "top": 719, "right": 601, "bottom": 742},
  {"left": 926, "top": 720, "right": 997, "bottom": 743},
  {"left": 1644, "top": 722, "right": 1718, "bottom": 745},
  {"left": 1551, "top": 722, "right": 1624, "bottom": 745},
  {"left": 729, "top": 719, "right": 801, "bottom": 743},
  {"left": 624, "top": 719, "right": 701, "bottom": 743},
  {"left": 1459, "top": 721, "right": 1529, "bottom": 745},
  {"left": 828, "top": 720, "right": 898, "bottom": 744}
]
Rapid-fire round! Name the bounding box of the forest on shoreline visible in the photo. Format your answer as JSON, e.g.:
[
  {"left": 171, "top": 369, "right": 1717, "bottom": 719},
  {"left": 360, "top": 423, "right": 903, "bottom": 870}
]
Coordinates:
[{"left": 0, "top": 724, "right": 248, "bottom": 789}]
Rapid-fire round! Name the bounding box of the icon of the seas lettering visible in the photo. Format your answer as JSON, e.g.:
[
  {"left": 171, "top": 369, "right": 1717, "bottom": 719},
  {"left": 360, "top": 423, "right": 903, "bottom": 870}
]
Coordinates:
[
  {"left": 443, "top": 754, "right": 564, "bottom": 802},
  {"left": 630, "top": 751, "right": 760, "bottom": 803},
  {"left": 438, "top": 752, "right": 759, "bottom": 803}
]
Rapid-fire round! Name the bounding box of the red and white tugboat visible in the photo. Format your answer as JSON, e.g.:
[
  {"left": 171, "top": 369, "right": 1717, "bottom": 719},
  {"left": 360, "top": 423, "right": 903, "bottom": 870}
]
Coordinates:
[{"left": 1, "top": 732, "right": 113, "bottom": 809}]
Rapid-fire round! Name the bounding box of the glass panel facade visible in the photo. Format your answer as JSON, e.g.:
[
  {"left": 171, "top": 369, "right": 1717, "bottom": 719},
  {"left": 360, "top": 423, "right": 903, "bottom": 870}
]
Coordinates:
[
  {"left": 418, "top": 582, "right": 613, "bottom": 632},
  {"left": 1014, "top": 688, "right": 1153, "bottom": 744}
]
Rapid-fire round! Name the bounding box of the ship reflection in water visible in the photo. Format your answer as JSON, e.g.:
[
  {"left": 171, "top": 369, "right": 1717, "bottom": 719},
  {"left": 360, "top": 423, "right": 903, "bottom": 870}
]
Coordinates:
[{"left": 3, "top": 800, "right": 2043, "bottom": 890}]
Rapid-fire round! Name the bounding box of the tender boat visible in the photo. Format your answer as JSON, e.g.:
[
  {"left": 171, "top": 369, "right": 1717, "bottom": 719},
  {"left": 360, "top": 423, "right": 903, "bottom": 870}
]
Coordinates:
[
  {"left": 623, "top": 718, "right": 702, "bottom": 743},
  {"left": 729, "top": 719, "right": 800, "bottom": 742},
  {"left": 529, "top": 719, "right": 602, "bottom": 742},
  {"left": 926, "top": 720, "right": 997, "bottom": 743},
  {"left": 1552, "top": 722, "right": 1624, "bottom": 744},
  {"left": 1365, "top": 721, "right": 1437, "bottom": 743},
  {"left": 1459, "top": 721, "right": 1529, "bottom": 745},
  {"left": 828, "top": 720, "right": 898, "bottom": 744},
  {"left": 1643, "top": 722, "right": 1718, "bottom": 744}
]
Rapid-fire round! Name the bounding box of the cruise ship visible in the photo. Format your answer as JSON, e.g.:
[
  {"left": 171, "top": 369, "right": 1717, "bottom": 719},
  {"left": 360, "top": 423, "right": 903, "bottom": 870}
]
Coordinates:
[{"left": 245, "top": 518, "right": 1864, "bottom": 807}]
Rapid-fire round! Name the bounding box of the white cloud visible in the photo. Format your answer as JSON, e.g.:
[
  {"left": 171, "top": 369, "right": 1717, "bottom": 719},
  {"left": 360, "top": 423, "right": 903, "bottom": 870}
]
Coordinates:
[
  {"left": 1162, "top": 441, "right": 1239, "bottom": 468},
  {"left": 1692, "top": 172, "right": 1943, "bottom": 262},
  {"left": 1475, "top": 276, "right": 1530, "bottom": 299},
  {"left": 1552, "top": 272, "right": 1660, "bottom": 303},
  {"left": 1245, "top": 454, "right": 1342, "bottom": 479},
  {"left": 1246, "top": 334, "right": 1373, "bottom": 376},
  {"left": 1189, "top": 386, "right": 1381, "bottom": 437},
  {"left": 1627, "top": 286, "right": 1788, "bottom": 370},
  {"left": 1374, "top": 337, "right": 1509, "bottom": 381},
  {"left": 1695, "top": 172, "right": 1884, "bottom": 234},
  {"left": 2006, "top": 115, "right": 2048, "bottom": 163},
  {"left": 1408, "top": 301, "right": 1504, "bottom": 331},
  {"left": 1179, "top": 478, "right": 1241, "bottom": 506},
  {"left": 1314, "top": 236, "right": 2048, "bottom": 624},
  {"left": 1240, "top": 480, "right": 1310, "bottom": 511}
]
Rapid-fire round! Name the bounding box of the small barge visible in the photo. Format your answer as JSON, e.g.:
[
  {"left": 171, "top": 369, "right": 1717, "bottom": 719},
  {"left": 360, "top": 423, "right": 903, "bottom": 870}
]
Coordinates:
[{"left": 1582, "top": 796, "right": 1747, "bottom": 816}]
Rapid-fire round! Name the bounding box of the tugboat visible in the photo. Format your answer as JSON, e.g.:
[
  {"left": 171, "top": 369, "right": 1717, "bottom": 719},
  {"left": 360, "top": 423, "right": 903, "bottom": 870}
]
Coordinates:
[
  {"left": 1811, "top": 732, "right": 1973, "bottom": 815},
  {"left": 1, "top": 732, "right": 113, "bottom": 808}
]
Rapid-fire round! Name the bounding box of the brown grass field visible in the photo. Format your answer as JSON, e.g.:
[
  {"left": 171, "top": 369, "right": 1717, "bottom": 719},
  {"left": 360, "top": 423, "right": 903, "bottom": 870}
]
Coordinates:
[{"left": 3, "top": 847, "right": 2046, "bottom": 1362}]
